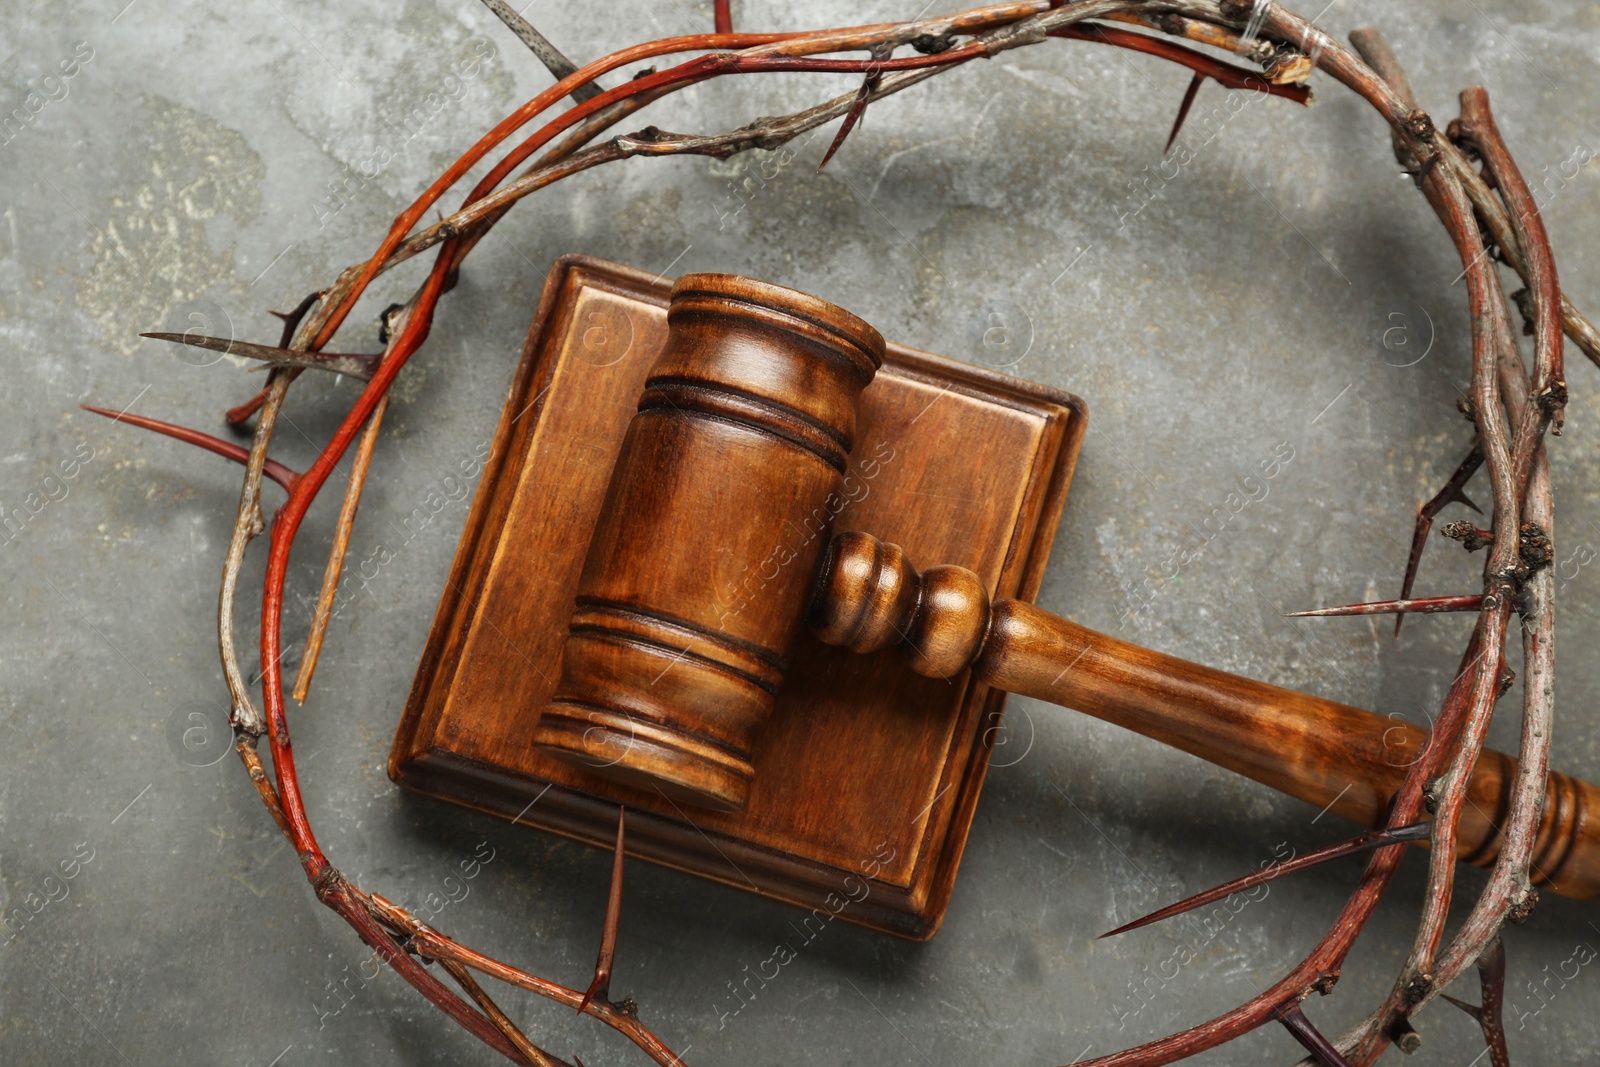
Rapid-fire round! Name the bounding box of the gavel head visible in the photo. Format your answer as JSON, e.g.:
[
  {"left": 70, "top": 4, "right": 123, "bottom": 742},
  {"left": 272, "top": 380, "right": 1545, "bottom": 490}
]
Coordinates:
[{"left": 530, "top": 273, "right": 885, "bottom": 811}]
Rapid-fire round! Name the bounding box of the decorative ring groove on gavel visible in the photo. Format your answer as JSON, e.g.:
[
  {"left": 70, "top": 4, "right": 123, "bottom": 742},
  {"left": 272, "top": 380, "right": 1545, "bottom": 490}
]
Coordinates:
[
  {"left": 531, "top": 272, "right": 1600, "bottom": 899},
  {"left": 532, "top": 272, "right": 884, "bottom": 810},
  {"left": 810, "top": 530, "right": 1596, "bottom": 897}
]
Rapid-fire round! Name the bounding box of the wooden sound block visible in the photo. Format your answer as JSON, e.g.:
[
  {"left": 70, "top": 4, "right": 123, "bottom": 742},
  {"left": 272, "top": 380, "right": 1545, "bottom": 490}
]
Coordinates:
[{"left": 390, "top": 255, "right": 1086, "bottom": 939}]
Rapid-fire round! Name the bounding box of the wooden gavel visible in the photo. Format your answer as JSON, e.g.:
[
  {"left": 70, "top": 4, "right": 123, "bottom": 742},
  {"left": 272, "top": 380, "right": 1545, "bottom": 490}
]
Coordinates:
[{"left": 528, "top": 273, "right": 1600, "bottom": 900}]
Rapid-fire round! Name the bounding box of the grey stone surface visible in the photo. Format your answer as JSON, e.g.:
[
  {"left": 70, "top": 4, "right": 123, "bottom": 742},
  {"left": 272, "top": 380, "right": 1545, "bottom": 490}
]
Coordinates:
[{"left": 4, "top": 1, "right": 1600, "bottom": 1064}]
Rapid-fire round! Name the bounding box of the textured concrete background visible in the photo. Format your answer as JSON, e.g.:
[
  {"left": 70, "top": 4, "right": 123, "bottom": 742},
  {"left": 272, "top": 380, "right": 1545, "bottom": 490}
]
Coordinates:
[{"left": 4, "top": 1, "right": 1600, "bottom": 1064}]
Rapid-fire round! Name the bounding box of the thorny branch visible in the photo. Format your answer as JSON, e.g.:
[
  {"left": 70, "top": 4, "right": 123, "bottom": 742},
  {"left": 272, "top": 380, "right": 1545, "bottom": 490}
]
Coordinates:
[
  {"left": 1443, "top": 937, "right": 1513, "bottom": 1067},
  {"left": 95, "top": 3, "right": 1596, "bottom": 1065},
  {"left": 1392, "top": 442, "right": 1482, "bottom": 634}
]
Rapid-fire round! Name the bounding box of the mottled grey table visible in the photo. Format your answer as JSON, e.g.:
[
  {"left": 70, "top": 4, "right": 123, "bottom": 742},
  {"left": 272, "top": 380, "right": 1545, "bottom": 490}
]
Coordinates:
[{"left": 5, "top": 2, "right": 1600, "bottom": 1064}]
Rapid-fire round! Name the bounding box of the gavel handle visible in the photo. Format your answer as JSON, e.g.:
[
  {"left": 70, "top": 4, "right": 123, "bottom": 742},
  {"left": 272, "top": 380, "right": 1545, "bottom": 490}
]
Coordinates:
[{"left": 811, "top": 532, "right": 1600, "bottom": 899}]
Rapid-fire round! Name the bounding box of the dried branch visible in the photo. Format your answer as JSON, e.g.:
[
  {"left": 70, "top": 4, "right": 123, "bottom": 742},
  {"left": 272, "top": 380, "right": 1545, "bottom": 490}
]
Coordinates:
[
  {"left": 319, "top": 876, "right": 533, "bottom": 1062},
  {"left": 1053, "top": 23, "right": 1310, "bottom": 103},
  {"left": 123, "top": 6, "right": 1591, "bottom": 1067},
  {"left": 1350, "top": 27, "right": 1600, "bottom": 370},
  {"left": 1394, "top": 443, "right": 1482, "bottom": 635},
  {"left": 1313, "top": 34, "right": 1564, "bottom": 1065},
  {"left": 218, "top": 290, "right": 321, "bottom": 427},
  {"left": 1373, "top": 112, "right": 1521, "bottom": 1057},
  {"left": 291, "top": 394, "right": 387, "bottom": 703},
  {"left": 224, "top": 385, "right": 273, "bottom": 427},
  {"left": 234, "top": 732, "right": 294, "bottom": 839},
  {"left": 1103, "top": 11, "right": 1280, "bottom": 70},
  {"left": 1457, "top": 88, "right": 1567, "bottom": 447},
  {"left": 384, "top": 78, "right": 930, "bottom": 269},
  {"left": 439, "top": 957, "right": 564, "bottom": 1067},
  {"left": 218, "top": 369, "right": 291, "bottom": 738},
  {"left": 1344, "top": 28, "right": 1422, "bottom": 171},
  {"left": 367, "top": 892, "right": 683, "bottom": 1067}
]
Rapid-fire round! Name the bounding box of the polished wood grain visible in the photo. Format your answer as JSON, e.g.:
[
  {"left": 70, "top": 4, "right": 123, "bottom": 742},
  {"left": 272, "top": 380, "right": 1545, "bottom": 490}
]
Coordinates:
[
  {"left": 396, "top": 255, "right": 1600, "bottom": 946},
  {"left": 813, "top": 531, "right": 1600, "bottom": 900},
  {"left": 391, "top": 255, "right": 1085, "bottom": 939},
  {"left": 534, "top": 274, "right": 885, "bottom": 811}
]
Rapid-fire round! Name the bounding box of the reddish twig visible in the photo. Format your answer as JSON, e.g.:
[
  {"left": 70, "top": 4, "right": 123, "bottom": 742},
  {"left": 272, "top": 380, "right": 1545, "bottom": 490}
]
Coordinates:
[
  {"left": 1321, "top": 36, "right": 1562, "bottom": 1065},
  {"left": 268, "top": 290, "right": 323, "bottom": 346},
  {"left": 366, "top": 892, "right": 683, "bottom": 1067},
  {"left": 224, "top": 386, "right": 273, "bottom": 427},
  {"left": 1051, "top": 23, "right": 1310, "bottom": 104},
  {"left": 1105, "top": 11, "right": 1279, "bottom": 68},
  {"left": 1351, "top": 27, "right": 1600, "bottom": 370},
  {"left": 126, "top": 6, "right": 1590, "bottom": 1067},
  {"left": 317, "top": 874, "right": 533, "bottom": 1063},
  {"left": 580, "top": 808, "right": 627, "bottom": 1014},
  {"left": 1455, "top": 90, "right": 1566, "bottom": 438},
  {"left": 302, "top": 28, "right": 807, "bottom": 350},
  {"left": 1395, "top": 442, "right": 1483, "bottom": 634},
  {"left": 234, "top": 733, "right": 294, "bottom": 839},
  {"left": 81, "top": 405, "right": 301, "bottom": 492}
]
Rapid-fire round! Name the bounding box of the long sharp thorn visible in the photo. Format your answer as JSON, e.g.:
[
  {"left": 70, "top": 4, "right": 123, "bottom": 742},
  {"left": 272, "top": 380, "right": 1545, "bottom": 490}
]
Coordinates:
[
  {"left": 141, "top": 332, "right": 380, "bottom": 380},
  {"left": 1165, "top": 72, "right": 1205, "bottom": 155},
  {"left": 579, "top": 807, "right": 626, "bottom": 1014},
  {"left": 1285, "top": 594, "right": 1485, "bottom": 618},
  {"left": 1449, "top": 487, "right": 1483, "bottom": 514},
  {"left": 1473, "top": 937, "right": 1512, "bottom": 1067},
  {"left": 269, "top": 289, "right": 323, "bottom": 346},
  {"left": 818, "top": 45, "right": 890, "bottom": 172},
  {"left": 227, "top": 289, "right": 321, "bottom": 429},
  {"left": 1098, "top": 824, "right": 1430, "bottom": 939},
  {"left": 81, "top": 405, "right": 300, "bottom": 491},
  {"left": 477, "top": 0, "right": 601, "bottom": 104},
  {"left": 1441, "top": 993, "right": 1485, "bottom": 1023},
  {"left": 1276, "top": 1003, "right": 1352, "bottom": 1067},
  {"left": 1397, "top": 442, "right": 1484, "bottom": 635}
]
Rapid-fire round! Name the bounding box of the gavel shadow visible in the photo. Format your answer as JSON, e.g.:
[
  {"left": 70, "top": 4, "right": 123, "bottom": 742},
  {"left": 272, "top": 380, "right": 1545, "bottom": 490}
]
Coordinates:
[
  {"left": 386, "top": 697, "right": 1600, "bottom": 1064},
  {"left": 387, "top": 785, "right": 937, "bottom": 986},
  {"left": 384, "top": 258, "right": 1600, "bottom": 1046}
]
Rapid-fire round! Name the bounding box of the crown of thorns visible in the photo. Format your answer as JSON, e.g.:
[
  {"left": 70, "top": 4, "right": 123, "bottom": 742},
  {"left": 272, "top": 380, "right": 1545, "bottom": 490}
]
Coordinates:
[{"left": 97, "top": 3, "right": 1597, "bottom": 1065}]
